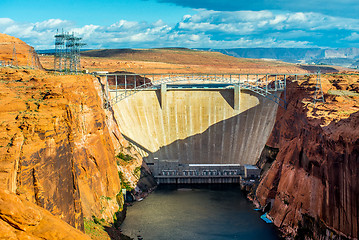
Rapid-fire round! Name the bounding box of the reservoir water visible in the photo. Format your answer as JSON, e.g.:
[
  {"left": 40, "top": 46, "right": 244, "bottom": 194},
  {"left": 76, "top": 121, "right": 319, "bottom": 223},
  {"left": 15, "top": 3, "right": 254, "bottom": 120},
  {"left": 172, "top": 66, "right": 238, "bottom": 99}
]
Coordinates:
[{"left": 121, "top": 185, "right": 280, "bottom": 240}]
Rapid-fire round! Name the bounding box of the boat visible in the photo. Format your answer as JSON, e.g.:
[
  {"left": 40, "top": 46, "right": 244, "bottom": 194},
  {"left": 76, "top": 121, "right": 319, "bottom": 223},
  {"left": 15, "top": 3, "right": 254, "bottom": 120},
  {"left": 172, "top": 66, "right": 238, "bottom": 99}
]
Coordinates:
[{"left": 260, "top": 213, "right": 273, "bottom": 223}]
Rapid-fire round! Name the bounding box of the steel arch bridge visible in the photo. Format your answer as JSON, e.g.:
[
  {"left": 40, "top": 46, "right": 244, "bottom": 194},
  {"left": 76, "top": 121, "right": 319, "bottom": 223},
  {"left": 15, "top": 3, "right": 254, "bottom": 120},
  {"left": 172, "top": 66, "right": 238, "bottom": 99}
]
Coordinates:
[{"left": 98, "top": 73, "right": 308, "bottom": 109}]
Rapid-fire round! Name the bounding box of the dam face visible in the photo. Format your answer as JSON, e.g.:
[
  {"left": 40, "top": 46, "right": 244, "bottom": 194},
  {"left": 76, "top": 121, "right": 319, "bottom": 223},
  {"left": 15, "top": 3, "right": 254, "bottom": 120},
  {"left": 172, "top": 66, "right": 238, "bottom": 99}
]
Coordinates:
[{"left": 111, "top": 87, "right": 280, "bottom": 181}]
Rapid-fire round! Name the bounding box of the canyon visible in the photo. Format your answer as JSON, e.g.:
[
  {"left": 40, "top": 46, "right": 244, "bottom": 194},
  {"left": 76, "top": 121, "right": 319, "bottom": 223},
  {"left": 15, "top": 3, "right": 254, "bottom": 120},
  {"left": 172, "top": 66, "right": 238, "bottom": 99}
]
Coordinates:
[{"left": 0, "top": 33, "right": 358, "bottom": 239}]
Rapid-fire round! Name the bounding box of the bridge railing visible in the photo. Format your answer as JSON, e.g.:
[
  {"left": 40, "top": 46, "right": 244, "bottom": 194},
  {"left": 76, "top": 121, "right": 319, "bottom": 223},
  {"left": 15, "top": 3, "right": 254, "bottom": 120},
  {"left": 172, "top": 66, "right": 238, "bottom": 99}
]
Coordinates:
[{"left": 98, "top": 73, "right": 308, "bottom": 108}]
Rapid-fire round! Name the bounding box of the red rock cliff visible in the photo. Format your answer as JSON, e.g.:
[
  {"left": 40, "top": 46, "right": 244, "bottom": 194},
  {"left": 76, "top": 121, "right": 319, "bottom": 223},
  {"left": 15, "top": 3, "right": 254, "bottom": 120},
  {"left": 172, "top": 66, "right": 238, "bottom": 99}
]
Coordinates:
[
  {"left": 0, "top": 67, "right": 142, "bottom": 238},
  {"left": 0, "top": 189, "right": 91, "bottom": 239},
  {"left": 0, "top": 33, "right": 42, "bottom": 69},
  {"left": 256, "top": 74, "right": 359, "bottom": 239},
  {"left": 0, "top": 33, "right": 143, "bottom": 239}
]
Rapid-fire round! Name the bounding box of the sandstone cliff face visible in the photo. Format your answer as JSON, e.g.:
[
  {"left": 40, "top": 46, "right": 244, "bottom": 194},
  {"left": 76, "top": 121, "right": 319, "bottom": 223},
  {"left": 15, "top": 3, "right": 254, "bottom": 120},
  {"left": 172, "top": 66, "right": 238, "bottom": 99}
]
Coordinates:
[
  {"left": 0, "top": 189, "right": 91, "bottom": 239},
  {"left": 0, "top": 33, "right": 42, "bottom": 69},
  {"left": 0, "top": 67, "right": 142, "bottom": 237},
  {"left": 255, "top": 75, "right": 359, "bottom": 239}
]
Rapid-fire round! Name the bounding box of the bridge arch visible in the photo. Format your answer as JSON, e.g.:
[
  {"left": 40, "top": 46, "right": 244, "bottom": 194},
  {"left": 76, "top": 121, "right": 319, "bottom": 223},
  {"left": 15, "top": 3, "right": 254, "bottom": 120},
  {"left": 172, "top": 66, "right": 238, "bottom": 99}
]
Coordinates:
[{"left": 98, "top": 73, "right": 305, "bottom": 109}]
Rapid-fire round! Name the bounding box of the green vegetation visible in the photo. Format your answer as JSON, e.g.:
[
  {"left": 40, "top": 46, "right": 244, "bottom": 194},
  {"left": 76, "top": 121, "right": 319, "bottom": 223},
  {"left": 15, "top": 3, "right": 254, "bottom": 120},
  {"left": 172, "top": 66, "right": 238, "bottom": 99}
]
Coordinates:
[
  {"left": 116, "top": 152, "right": 133, "bottom": 162},
  {"left": 133, "top": 166, "right": 141, "bottom": 179},
  {"left": 92, "top": 215, "right": 105, "bottom": 224},
  {"left": 85, "top": 215, "right": 133, "bottom": 240},
  {"left": 100, "top": 196, "right": 112, "bottom": 201},
  {"left": 115, "top": 192, "right": 124, "bottom": 211},
  {"left": 337, "top": 110, "right": 353, "bottom": 115},
  {"left": 84, "top": 217, "right": 109, "bottom": 240},
  {"left": 113, "top": 210, "right": 124, "bottom": 229},
  {"left": 118, "top": 171, "right": 132, "bottom": 191}
]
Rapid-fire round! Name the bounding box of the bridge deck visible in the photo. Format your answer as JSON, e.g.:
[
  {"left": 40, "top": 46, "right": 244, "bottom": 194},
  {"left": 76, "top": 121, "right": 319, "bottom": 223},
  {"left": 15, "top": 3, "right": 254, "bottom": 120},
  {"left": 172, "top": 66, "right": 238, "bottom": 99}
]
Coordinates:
[{"left": 98, "top": 72, "right": 306, "bottom": 109}]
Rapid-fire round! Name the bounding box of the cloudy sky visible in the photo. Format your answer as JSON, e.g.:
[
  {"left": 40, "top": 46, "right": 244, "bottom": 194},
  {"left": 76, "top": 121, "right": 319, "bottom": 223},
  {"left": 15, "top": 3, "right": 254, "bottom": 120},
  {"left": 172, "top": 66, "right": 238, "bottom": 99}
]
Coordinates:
[{"left": 0, "top": 0, "right": 358, "bottom": 50}]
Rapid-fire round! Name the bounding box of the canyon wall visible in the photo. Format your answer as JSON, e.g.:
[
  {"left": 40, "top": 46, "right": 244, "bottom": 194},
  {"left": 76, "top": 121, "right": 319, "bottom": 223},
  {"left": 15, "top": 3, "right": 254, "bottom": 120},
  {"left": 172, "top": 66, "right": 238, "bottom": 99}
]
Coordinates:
[
  {"left": 0, "top": 189, "right": 91, "bottom": 239},
  {"left": 255, "top": 78, "right": 359, "bottom": 239},
  {"left": 0, "top": 67, "right": 142, "bottom": 238}
]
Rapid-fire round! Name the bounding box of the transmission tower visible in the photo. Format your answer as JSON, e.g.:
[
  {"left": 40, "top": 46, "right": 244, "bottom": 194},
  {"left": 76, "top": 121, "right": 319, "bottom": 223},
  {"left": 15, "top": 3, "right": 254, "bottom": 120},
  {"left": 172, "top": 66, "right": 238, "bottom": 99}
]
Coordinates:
[
  {"left": 28, "top": 46, "right": 34, "bottom": 68},
  {"left": 27, "top": 46, "right": 41, "bottom": 69},
  {"left": 54, "top": 30, "right": 66, "bottom": 72},
  {"left": 12, "top": 43, "right": 18, "bottom": 66},
  {"left": 54, "top": 30, "right": 85, "bottom": 74},
  {"left": 34, "top": 51, "right": 41, "bottom": 69},
  {"left": 313, "top": 70, "right": 325, "bottom": 104},
  {"left": 66, "top": 33, "right": 86, "bottom": 74}
]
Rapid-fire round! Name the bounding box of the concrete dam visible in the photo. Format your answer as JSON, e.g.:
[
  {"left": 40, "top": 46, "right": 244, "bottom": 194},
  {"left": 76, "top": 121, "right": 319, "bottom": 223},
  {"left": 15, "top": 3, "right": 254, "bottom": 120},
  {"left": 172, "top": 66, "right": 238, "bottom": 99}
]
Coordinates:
[{"left": 103, "top": 73, "right": 289, "bottom": 183}]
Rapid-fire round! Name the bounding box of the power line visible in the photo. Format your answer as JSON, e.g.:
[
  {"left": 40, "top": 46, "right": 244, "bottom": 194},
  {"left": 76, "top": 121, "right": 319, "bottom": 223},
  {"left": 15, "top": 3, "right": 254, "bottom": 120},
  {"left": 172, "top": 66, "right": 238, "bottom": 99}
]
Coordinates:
[
  {"left": 313, "top": 70, "right": 325, "bottom": 104},
  {"left": 12, "top": 43, "right": 18, "bottom": 67}
]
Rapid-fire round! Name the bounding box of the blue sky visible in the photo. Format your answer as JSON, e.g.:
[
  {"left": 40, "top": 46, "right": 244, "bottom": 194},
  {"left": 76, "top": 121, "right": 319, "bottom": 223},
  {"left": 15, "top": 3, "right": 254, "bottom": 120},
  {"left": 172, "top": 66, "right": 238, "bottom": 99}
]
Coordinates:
[{"left": 0, "top": 0, "right": 358, "bottom": 49}]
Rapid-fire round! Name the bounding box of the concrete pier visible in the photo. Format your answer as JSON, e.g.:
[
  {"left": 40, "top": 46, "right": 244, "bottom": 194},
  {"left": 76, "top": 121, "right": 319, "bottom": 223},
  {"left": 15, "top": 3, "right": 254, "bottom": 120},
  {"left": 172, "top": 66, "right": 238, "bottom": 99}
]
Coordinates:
[
  {"left": 161, "top": 83, "right": 167, "bottom": 108},
  {"left": 234, "top": 84, "right": 240, "bottom": 111}
]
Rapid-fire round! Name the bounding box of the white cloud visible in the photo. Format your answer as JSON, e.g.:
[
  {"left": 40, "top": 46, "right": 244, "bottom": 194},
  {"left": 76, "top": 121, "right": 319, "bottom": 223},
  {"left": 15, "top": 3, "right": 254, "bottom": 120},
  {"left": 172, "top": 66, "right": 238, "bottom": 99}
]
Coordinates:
[
  {"left": 0, "top": 18, "right": 14, "bottom": 26},
  {"left": 34, "top": 19, "right": 72, "bottom": 31},
  {"left": 176, "top": 10, "right": 359, "bottom": 34},
  {"left": 152, "top": 19, "right": 166, "bottom": 27},
  {"left": 4, "top": 24, "right": 35, "bottom": 38},
  {"left": 1, "top": 9, "right": 358, "bottom": 49},
  {"left": 345, "top": 32, "right": 359, "bottom": 41},
  {"left": 189, "top": 34, "right": 201, "bottom": 41},
  {"left": 269, "top": 15, "right": 287, "bottom": 26},
  {"left": 72, "top": 24, "right": 100, "bottom": 39},
  {"left": 108, "top": 20, "right": 143, "bottom": 31},
  {"left": 0, "top": 19, "right": 73, "bottom": 49},
  {"left": 156, "top": 0, "right": 359, "bottom": 19}
]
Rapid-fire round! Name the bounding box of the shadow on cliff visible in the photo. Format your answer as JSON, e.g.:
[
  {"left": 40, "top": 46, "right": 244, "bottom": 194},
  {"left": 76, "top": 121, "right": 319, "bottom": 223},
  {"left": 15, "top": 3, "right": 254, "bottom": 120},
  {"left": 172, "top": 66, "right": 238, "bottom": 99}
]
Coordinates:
[
  {"left": 103, "top": 226, "right": 133, "bottom": 240},
  {"left": 122, "top": 90, "right": 280, "bottom": 165},
  {"left": 298, "top": 65, "right": 340, "bottom": 73},
  {"left": 257, "top": 79, "right": 359, "bottom": 239}
]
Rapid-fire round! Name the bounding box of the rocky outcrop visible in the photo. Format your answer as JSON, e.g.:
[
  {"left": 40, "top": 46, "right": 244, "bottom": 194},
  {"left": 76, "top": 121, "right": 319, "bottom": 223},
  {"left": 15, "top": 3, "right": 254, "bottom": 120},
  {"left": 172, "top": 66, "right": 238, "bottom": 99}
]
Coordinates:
[
  {"left": 0, "top": 33, "right": 42, "bottom": 69},
  {"left": 0, "top": 66, "right": 142, "bottom": 237},
  {"left": 255, "top": 77, "right": 359, "bottom": 239},
  {"left": 0, "top": 189, "right": 91, "bottom": 239}
]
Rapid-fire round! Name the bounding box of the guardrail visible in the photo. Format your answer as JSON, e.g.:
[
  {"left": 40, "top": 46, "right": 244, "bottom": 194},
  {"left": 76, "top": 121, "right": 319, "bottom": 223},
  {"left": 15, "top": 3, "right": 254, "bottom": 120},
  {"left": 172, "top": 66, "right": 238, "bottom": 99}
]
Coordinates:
[{"left": 99, "top": 73, "right": 310, "bottom": 109}]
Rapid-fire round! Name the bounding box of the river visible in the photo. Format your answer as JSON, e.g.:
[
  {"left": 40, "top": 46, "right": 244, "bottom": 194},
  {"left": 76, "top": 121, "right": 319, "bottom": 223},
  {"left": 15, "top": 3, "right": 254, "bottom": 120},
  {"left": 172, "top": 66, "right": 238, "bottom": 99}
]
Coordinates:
[{"left": 120, "top": 185, "right": 280, "bottom": 240}]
